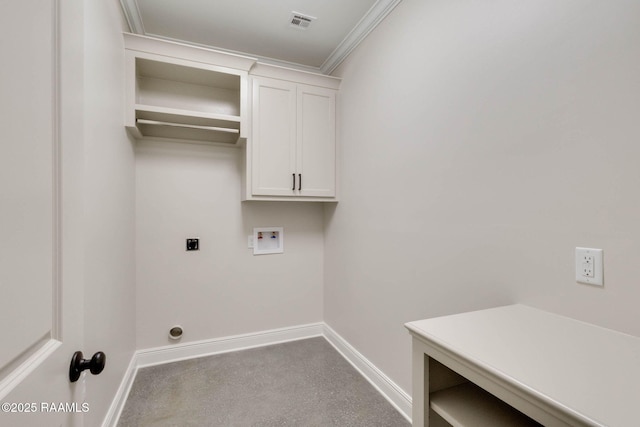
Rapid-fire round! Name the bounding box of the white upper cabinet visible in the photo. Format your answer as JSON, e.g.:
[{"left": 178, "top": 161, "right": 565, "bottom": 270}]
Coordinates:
[
  {"left": 246, "top": 66, "right": 339, "bottom": 201},
  {"left": 122, "top": 35, "right": 340, "bottom": 202},
  {"left": 124, "top": 34, "right": 255, "bottom": 145}
]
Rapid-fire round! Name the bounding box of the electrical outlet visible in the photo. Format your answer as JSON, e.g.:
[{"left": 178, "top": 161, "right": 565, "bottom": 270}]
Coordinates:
[
  {"left": 580, "top": 254, "right": 594, "bottom": 277},
  {"left": 575, "top": 247, "right": 603, "bottom": 286}
]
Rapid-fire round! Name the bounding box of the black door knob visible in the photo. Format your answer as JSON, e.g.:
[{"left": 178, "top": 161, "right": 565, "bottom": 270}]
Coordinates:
[{"left": 69, "top": 351, "right": 106, "bottom": 382}]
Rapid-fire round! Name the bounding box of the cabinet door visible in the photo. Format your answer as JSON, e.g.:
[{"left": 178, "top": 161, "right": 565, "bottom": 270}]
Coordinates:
[
  {"left": 297, "top": 85, "right": 336, "bottom": 197},
  {"left": 251, "top": 77, "right": 297, "bottom": 196}
]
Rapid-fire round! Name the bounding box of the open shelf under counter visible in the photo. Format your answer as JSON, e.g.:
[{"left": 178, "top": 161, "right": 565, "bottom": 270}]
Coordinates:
[{"left": 430, "top": 382, "right": 541, "bottom": 427}]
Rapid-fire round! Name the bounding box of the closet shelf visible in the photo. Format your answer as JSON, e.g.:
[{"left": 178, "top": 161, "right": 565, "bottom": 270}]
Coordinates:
[
  {"left": 132, "top": 104, "right": 242, "bottom": 144},
  {"left": 135, "top": 104, "right": 241, "bottom": 124},
  {"left": 124, "top": 41, "right": 249, "bottom": 144},
  {"left": 136, "top": 119, "right": 240, "bottom": 134}
]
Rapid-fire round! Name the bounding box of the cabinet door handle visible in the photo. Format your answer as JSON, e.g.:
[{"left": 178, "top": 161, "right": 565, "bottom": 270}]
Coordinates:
[
  {"left": 298, "top": 174, "right": 302, "bottom": 191},
  {"left": 292, "top": 173, "right": 296, "bottom": 191}
]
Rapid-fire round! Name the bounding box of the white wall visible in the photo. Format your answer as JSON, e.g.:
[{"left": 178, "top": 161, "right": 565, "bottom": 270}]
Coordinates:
[
  {"left": 83, "top": 0, "right": 136, "bottom": 423},
  {"left": 136, "top": 140, "right": 324, "bottom": 349},
  {"left": 325, "top": 0, "right": 640, "bottom": 395}
]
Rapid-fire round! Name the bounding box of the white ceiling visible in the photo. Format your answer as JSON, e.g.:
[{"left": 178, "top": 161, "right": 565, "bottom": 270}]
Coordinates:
[{"left": 120, "top": 0, "right": 402, "bottom": 74}]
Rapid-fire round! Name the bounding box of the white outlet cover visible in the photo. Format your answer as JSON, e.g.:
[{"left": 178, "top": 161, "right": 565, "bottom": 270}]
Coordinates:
[{"left": 575, "top": 247, "right": 603, "bottom": 286}]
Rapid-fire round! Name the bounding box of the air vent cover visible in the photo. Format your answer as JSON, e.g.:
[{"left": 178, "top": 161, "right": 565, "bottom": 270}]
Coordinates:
[{"left": 289, "top": 11, "right": 316, "bottom": 30}]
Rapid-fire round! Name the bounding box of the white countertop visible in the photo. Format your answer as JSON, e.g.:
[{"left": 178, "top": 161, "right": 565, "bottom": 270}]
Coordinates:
[{"left": 405, "top": 304, "right": 640, "bottom": 427}]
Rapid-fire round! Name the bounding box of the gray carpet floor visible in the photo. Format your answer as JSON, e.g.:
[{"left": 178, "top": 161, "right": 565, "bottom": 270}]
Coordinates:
[{"left": 117, "top": 337, "right": 409, "bottom": 426}]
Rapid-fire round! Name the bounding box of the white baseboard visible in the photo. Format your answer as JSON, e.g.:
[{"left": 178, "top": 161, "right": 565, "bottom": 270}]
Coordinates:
[
  {"left": 104, "top": 322, "right": 411, "bottom": 426},
  {"left": 101, "top": 352, "right": 138, "bottom": 427},
  {"left": 135, "top": 322, "right": 324, "bottom": 368},
  {"left": 323, "top": 324, "right": 412, "bottom": 422}
]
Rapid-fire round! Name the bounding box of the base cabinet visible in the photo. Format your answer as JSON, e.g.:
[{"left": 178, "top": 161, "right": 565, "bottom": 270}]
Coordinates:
[
  {"left": 406, "top": 305, "right": 640, "bottom": 427},
  {"left": 247, "top": 75, "right": 337, "bottom": 201}
]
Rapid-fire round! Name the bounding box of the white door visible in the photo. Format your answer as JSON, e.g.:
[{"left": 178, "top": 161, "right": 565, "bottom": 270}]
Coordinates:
[{"left": 0, "top": 1, "right": 86, "bottom": 426}]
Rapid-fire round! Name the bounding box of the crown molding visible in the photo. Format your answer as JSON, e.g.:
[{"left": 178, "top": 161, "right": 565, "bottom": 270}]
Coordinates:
[
  {"left": 142, "top": 33, "right": 323, "bottom": 74},
  {"left": 119, "top": 0, "right": 144, "bottom": 34},
  {"left": 119, "top": 0, "right": 402, "bottom": 75},
  {"left": 321, "top": 0, "right": 402, "bottom": 74}
]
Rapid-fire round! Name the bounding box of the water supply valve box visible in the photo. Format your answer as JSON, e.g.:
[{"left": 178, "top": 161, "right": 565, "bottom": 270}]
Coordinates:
[{"left": 253, "top": 227, "right": 283, "bottom": 255}]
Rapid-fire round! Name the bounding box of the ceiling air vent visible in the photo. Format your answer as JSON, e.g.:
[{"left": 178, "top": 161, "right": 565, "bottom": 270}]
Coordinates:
[{"left": 289, "top": 11, "right": 316, "bottom": 30}]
